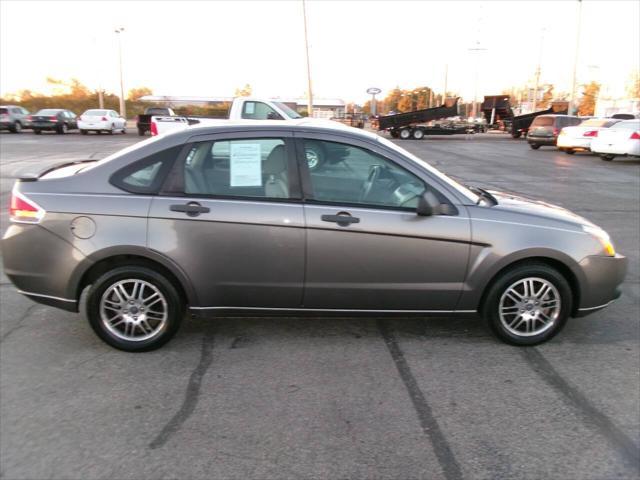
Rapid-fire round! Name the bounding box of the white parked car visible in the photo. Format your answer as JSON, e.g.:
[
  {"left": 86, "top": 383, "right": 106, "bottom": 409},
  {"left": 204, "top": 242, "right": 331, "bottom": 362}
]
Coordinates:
[
  {"left": 78, "top": 109, "right": 126, "bottom": 135},
  {"left": 590, "top": 120, "right": 640, "bottom": 161},
  {"left": 557, "top": 118, "right": 621, "bottom": 154}
]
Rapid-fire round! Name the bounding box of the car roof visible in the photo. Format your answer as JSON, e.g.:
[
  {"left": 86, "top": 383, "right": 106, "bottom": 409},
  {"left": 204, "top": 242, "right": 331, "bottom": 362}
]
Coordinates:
[{"left": 165, "top": 119, "right": 380, "bottom": 143}]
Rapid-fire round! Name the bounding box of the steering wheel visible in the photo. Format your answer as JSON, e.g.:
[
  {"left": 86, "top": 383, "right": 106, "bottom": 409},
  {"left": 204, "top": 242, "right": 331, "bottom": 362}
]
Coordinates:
[{"left": 359, "top": 165, "right": 382, "bottom": 202}]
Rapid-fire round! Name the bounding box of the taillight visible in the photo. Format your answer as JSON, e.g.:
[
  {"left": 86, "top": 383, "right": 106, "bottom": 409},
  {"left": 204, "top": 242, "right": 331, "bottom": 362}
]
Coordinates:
[
  {"left": 151, "top": 121, "right": 158, "bottom": 136},
  {"left": 101, "top": 116, "right": 108, "bottom": 121},
  {"left": 553, "top": 128, "right": 559, "bottom": 136},
  {"left": 631, "top": 131, "right": 640, "bottom": 140},
  {"left": 9, "top": 189, "right": 45, "bottom": 224},
  {"left": 583, "top": 130, "right": 598, "bottom": 137},
  {"left": 27, "top": 115, "right": 32, "bottom": 121},
  {"left": 50, "top": 116, "right": 57, "bottom": 121}
]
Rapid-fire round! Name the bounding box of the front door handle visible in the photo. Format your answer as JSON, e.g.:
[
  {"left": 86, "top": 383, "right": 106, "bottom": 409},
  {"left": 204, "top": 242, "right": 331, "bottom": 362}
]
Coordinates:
[
  {"left": 321, "top": 212, "right": 360, "bottom": 226},
  {"left": 170, "top": 202, "right": 210, "bottom": 217}
]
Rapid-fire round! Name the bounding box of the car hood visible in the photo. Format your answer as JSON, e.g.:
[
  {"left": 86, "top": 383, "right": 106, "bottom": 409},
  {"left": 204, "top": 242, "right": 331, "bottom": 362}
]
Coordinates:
[{"left": 488, "top": 189, "right": 595, "bottom": 228}]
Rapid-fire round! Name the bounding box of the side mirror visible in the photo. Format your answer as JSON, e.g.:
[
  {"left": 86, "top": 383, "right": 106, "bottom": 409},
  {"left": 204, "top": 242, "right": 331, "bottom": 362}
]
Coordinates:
[{"left": 416, "top": 191, "right": 448, "bottom": 216}]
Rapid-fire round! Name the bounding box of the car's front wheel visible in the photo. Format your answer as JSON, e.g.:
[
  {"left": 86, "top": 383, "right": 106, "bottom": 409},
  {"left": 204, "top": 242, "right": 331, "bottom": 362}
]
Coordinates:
[
  {"left": 86, "top": 266, "right": 184, "bottom": 352},
  {"left": 600, "top": 154, "right": 615, "bottom": 161},
  {"left": 484, "top": 263, "right": 572, "bottom": 346}
]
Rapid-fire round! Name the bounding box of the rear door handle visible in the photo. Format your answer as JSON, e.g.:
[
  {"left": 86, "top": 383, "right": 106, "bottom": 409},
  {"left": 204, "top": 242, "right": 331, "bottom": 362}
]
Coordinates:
[
  {"left": 321, "top": 212, "right": 360, "bottom": 226},
  {"left": 170, "top": 202, "right": 210, "bottom": 217}
]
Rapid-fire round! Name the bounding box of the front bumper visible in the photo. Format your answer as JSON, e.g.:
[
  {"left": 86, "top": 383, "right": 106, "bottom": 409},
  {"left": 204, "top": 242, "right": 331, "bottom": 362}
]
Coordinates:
[{"left": 574, "top": 254, "right": 628, "bottom": 317}]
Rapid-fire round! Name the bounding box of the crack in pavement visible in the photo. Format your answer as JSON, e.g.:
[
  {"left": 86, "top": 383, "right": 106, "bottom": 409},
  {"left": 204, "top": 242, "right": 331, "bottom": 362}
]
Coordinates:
[
  {"left": 521, "top": 347, "right": 640, "bottom": 473},
  {"left": 0, "top": 304, "right": 39, "bottom": 343},
  {"left": 377, "top": 319, "right": 463, "bottom": 480},
  {"left": 148, "top": 328, "right": 215, "bottom": 449}
]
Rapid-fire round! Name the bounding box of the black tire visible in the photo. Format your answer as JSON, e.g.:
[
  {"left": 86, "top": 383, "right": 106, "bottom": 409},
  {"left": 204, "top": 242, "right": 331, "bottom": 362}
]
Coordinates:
[
  {"left": 9, "top": 122, "right": 22, "bottom": 133},
  {"left": 33, "top": 129, "right": 41, "bottom": 135},
  {"left": 564, "top": 149, "right": 575, "bottom": 155},
  {"left": 56, "top": 123, "right": 68, "bottom": 134},
  {"left": 390, "top": 130, "right": 399, "bottom": 139},
  {"left": 80, "top": 129, "right": 88, "bottom": 135},
  {"left": 108, "top": 124, "right": 115, "bottom": 135},
  {"left": 483, "top": 262, "right": 572, "bottom": 346},
  {"left": 412, "top": 129, "right": 425, "bottom": 140},
  {"left": 399, "top": 128, "right": 411, "bottom": 140},
  {"left": 529, "top": 143, "right": 540, "bottom": 150},
  {"left": 511, "top": 131, "right": 521, "bottom": 139},
  {"left": 600, "top": 154, "right": 615, "bottom": 161},
  {"left": 86, "top": 265, "right": 184, "bottom": 352},
  {"left": 138, "top": 127, "right": 146, "bottom": 136},
  {"left": 305, "top": 141, "right": 326, "bottom": 170},
  {"left": 96, "top": 130, "right": 102, "bottom": 135}
]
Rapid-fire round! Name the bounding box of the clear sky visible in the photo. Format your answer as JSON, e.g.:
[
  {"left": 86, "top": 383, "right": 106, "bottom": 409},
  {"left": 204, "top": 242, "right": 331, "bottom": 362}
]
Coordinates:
[{"left": 1, "top": 0, "right": 638, "bottom": 103}]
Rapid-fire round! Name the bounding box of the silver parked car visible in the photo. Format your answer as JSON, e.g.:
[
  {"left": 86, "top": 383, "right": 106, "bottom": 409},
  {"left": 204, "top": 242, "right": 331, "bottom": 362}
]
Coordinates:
[{"left": 2, "top": 121, "right": 627, "bottom": 351}]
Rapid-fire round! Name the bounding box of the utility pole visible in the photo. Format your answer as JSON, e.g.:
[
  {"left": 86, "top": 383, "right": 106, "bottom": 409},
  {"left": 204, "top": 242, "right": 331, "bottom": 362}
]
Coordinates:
[
  {"left": 302, "top": 0, "right": 313, "bottom": 117},
  {"left": 443, "top": 63, "right": 448, "bottom": 103},
  {"left": 568, "top": 0, "right": 583, "bottom": 115},
  {"left": 115, "top": 27, "right": 126, "bottom": 119},
  {"left": 468, "top": 41, "right": 487, "bottom": 118},
  {"left": 532, "top": 28, "right": 545, "bottom": 112}
]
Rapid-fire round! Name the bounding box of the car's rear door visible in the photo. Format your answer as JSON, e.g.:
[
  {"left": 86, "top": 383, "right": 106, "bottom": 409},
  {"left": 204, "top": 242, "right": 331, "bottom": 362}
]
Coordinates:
[
  {"left": 148, "top": 130, "right": 306, "bottom": 309},
  {"left": 295, "top": 132, "right": 472, "bottom": 312}
]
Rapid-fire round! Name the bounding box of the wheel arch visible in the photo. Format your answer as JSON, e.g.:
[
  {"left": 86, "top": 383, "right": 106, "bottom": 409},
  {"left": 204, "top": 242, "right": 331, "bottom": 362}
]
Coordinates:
[
  {"left": 69, "top": 247, "right": 198, "bottom": 307},
  {"left": 476, "top": 255, "right": 582, "bottom": 317}
]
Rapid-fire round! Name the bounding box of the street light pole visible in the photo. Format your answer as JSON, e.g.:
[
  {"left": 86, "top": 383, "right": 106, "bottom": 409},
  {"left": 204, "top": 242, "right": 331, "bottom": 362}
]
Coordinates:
[
  {"left": 302, "top": 0, "right": 313, "bottom": 117},
  {"left": 115, "top": 27, "right": 126, "bottom": 119},
  {"left": 443, "top": 63, "right": 448, "bottom": 104},
  {"left": 568, "top": 0, "right": 583, "bottom": 115},
  {"left": 468, "top": 41, "right": 487, "bottom": 119},
  {"left": 532, "top": 28, "right": 545, "bottom": 112}
]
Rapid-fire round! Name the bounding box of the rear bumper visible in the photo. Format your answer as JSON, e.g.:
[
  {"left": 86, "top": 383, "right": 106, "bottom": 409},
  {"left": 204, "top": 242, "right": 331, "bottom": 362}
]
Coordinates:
[
  {"left": 78, "top": 120, "right": 110, "bottom": 130},
  {"left": 2, "top": 223, "right": 87, "bottom": 312},
  {"left": 528, "top": 136, "right": 557, "bottom": 146},
  {"left": 32, "top": 122, "right": 59, "bottom": 130},
  {"left": 557, "top": 136, "right": 591, "bottom": 149},
  {"left": 574, "top": 254, "right": 627, "bottom": 317},
  {"left": 591, "top": 140, "right": 640, "bottom": 156}
]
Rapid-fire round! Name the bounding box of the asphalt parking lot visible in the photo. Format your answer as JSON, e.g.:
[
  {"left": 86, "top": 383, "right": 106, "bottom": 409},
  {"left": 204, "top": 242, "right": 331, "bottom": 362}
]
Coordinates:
[{"left": 0, "top": 129, "right": 638, "bottom": 480}]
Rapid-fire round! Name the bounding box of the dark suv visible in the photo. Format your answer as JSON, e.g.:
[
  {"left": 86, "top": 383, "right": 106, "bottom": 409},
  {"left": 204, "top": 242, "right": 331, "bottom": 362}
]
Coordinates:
[{"left": 527, "top": 115, "right": 582, "bottom": 149}]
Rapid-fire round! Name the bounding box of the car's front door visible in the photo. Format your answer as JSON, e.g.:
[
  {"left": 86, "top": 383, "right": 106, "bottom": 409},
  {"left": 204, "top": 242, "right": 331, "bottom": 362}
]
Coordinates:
[
  {"left": 148, "top": 132, "right": 305, "bottom": 309},
  {"left": 296, "top": 135, "right": 471, "bottom": 311}
]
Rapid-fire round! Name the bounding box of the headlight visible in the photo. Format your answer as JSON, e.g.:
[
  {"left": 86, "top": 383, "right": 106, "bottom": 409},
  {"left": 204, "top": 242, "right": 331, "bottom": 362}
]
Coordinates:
[{"left": 583, "top": 225, "right": 615, "bottom": 256}]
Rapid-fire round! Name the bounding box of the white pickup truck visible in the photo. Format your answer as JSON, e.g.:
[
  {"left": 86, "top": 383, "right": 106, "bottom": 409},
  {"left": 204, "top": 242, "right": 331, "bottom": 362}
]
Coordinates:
[{"left": 151, "top": 97, "right": 308, "bottom": 136}]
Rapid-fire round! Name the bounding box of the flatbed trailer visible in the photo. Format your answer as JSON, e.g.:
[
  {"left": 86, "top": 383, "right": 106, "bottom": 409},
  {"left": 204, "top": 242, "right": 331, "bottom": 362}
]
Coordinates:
[
  {"left": 374, "top": 98, "right": 459, "bottom": 139},
  {"left": 510, "top": 102, "right": 570, "bottom": 138}
]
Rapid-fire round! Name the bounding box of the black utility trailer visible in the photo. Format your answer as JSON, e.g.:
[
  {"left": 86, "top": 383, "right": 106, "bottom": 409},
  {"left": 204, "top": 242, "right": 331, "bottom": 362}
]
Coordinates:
[
  {"left": 374, "top": 98, "right": 459, "bottom": 140},
  {"left": 481, "top": 95, "right": 513, "bottom": 129},
  {"left": 509, "top": 101, "right": 570, "bottom": 138}
]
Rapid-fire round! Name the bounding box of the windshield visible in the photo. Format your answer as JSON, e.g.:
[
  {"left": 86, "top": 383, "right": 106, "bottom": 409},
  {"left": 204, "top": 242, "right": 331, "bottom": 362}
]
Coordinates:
[
  {"left": 376, "top": 136, "right": 480, "bottom": 204},
  {"left": 273, "top": 102, "right": 302, "bottom": 119},
  {"left": 84, "top": 109, "right": 108, "bottom": 116}
]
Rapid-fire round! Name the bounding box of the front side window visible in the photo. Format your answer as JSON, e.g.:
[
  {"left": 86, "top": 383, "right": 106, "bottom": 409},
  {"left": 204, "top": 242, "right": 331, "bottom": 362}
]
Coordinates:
[
  {"left": 303, "top": 139, "right": 425, "bottom": 209},
  {"left": 241, "top": 101, "right": 282, "bottom": 120},
  {"left": 183, "top": 138, "right": 290, "bottom": 199}
]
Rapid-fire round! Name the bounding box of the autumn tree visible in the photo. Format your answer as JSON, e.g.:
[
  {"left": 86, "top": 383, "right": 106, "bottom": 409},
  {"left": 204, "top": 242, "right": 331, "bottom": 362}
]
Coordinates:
[
  {"left": 577, "top": 81, "right": 601, "bottom": 116},
  {"left": 128, "top": 86, "right": 153, "bottom": 101},
  {"left": 234, "top": 84, "right": 252, "bottom": 97},
  {"left": 627, "top": 70, "right": 640, "bottom": 99},
  {"left": 539, "top": 84, "right": 555, "bottom": 109}
]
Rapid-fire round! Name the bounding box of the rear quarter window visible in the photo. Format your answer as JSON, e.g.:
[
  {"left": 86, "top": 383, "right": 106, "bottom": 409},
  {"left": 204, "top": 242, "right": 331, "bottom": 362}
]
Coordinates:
[{"left": 110, "top": 145, "right": 183, "bottom": 194}]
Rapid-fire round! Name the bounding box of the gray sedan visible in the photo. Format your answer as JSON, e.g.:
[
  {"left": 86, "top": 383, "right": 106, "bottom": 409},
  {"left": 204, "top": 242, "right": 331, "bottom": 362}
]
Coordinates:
[{"left": 2, "top": 121, "right": 627, "bottom": 351}]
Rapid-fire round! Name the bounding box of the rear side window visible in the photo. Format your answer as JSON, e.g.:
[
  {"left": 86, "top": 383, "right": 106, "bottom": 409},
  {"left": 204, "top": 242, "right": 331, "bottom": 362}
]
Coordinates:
[
  {"left": 531, "top": 116, "right": 553, "bottom": 127},
  {"left": 111, "top": 145, "right": 182, "bottom": 194},
  {"left": 613, "top": 121, "right": 640, "bottom": 130}
]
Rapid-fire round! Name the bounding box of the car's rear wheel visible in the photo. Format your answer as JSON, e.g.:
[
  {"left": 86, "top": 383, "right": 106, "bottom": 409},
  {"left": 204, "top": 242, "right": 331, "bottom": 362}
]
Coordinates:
[
  {"left": 86, "top": 266, "right": 184, "bottom": 352},
  {"left": 483, "top": 263, "right": 572, "bottom": 346},
  {"left": 80, "top": 129, "right": 88, "bottom": 135},
  {"left": 412, "top": 129, "right": 425, "bottom": 140},
  {"left": 529, "top": 143, "right": 540, "bottom": 150},
  {"left": 33, "top": 129, "right": 41, "bottom": 134},
  {"left": 109, "top": 124, "right": 115, "bottom": 135},
  {"left": 399, "top": 128, "right": 411, "bottom": 140},
  {"left": 600, "top": 154, "right": 615, "bottom": 161},
  {"left": 57, "top": 123, "right": 68, "bottom": 134},
  {"left": 10, "top": 122, "right": 22, "bottom": 133},
  {"left": 564, "top": 149, "right": 575, "bottom": 154}
]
